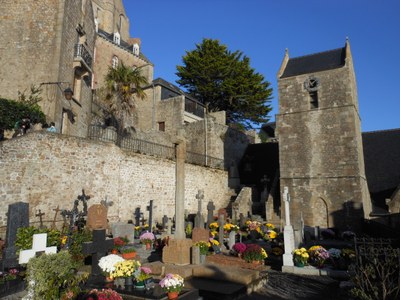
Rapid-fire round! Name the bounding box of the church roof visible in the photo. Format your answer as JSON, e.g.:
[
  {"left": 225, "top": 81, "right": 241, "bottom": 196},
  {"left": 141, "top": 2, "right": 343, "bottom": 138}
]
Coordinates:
[{"left": 281, "top": 47, "right": 346, "bottom": 78}]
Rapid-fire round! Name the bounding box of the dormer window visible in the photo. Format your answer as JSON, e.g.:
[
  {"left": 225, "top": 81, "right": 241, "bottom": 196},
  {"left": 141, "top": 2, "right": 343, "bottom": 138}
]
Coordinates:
[
  {"left": 133, "top": 43, "right": 140, "bottom": 56},
  {"left": 113, "top": 32, "right": 120, "bottom": 45},
  {"left": 112, "top": 56, "right": 118, "bottom": 69}
]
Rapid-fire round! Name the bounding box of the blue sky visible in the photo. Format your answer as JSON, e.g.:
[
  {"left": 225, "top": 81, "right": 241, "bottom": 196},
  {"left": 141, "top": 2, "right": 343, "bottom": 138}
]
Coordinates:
[{"left": 123, "top": 0, "right": 399, "bottom": 132}]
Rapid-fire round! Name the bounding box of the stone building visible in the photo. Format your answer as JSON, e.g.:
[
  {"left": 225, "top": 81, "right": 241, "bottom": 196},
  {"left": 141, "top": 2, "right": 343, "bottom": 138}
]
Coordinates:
[
  {"left": 0, "top": 0, "right": 96, "bottom": 137},
  {"left": 275, "top": 39, "right": 372, "bottom": 232}
]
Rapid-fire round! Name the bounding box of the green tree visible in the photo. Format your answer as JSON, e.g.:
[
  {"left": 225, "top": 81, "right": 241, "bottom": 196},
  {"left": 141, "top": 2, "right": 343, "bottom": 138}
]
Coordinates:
[
  {"left": 176, "top": 38, "right": 273, "bottom": 129},
  {"left": 103, "top": 63, "right": 148, "bottom": 135}
]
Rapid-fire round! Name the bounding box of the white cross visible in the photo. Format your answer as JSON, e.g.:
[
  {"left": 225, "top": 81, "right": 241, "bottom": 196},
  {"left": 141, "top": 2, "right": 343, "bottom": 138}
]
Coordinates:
[{"left": 19, "top": 233, "right": 57, "bottom": 264}]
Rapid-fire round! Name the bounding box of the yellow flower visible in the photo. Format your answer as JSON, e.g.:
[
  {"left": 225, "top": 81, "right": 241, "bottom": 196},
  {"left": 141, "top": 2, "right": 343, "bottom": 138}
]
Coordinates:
[
  {"left": 268, "top": 231, "right": 277, "bottom": 239},
  {"left": 261, "top": 248, "right": 268, "bottom": 259},
  {"left": 210, "top": 239, "right": 219, "bottom": 246}
]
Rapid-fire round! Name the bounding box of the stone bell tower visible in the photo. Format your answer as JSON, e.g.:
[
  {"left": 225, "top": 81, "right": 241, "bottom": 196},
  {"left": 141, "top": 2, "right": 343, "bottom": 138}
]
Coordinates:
[{"left": 276, "top": 39, "right": 371, "bottom": 233}]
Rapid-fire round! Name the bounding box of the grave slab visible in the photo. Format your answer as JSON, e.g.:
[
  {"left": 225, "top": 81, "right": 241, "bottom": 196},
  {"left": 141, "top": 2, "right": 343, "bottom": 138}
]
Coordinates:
[
  {"left": 162, "top": 239, "right": 192, "bottom": 265},
  {"left": 19, "top": 233, "right": 57, "bottom": 264}
]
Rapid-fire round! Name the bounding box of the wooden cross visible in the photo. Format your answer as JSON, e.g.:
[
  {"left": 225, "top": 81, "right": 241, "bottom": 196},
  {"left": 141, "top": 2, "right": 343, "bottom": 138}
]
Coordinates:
[
  {"left": 35, "top": 209, "right": 45, "bottom": 229},
  {"left": 51, "top": 206, "right": 60, "bottom": 229},
  {"left": 82, "top": 229, "right": 114, "bottom": 279}
]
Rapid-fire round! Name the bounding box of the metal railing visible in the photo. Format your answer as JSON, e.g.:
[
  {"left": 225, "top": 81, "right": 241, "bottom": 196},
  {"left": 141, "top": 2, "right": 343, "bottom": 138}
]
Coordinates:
[
  {"left": 88, "top": 126, "right": 224, "bottom": 169},
  {"left": 74, "top": 44, "right": 93, "bottom": 68},
  {"left": 185, "top": 97, "right": 205, "bottom": 118}
]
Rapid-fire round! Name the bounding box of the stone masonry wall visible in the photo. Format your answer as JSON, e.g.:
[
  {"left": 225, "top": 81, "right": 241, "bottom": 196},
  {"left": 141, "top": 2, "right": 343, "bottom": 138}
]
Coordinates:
[{"left": 0, "top": 132, "right": 231, "bottom": 237}]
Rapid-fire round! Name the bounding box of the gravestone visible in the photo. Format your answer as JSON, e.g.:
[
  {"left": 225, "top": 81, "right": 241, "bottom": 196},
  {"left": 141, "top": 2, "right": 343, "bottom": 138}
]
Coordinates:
[
  {"left": 1, "top": 202, "right": 29, "bottom": 270},
  {"left": 192, "top": 227, "right": 210, "bottom": 243},
  {"left": 239, "top": 213, "right": 246, "bottom": 228},
  {"left": 82, "top": 229, "right": 114, "bottom": 281},
  {"left": 147, "top": 200, "right": 154, "bottom": 231},
  {"left": 282, "top": 187, "right": 295, "bottom": 270},
  {"left": 206, "top": 201, "right": 215, "bottom": 227},
  {"left": 134, "top": 207, "right": 141, "bottom": 226},
  {"left": 111, "top": 223, "right": 135, "bottom": 242},
  {"left": 19, "top": 233, "right": 57, "bottom": 264},
  {"left": 228, "top": 231, "right": 236, "bottom": 250},
  {"left": 218, "top": 214, "right": 227, "bottom": 251},
  {"left": 87, "top": 204, "right": 108, "bottom": 230},
  {"left": 191, "top": 245, "right": 200, "bottom": 265},
  {"left": 162, "top": 215, "right": 168, "bottom": 230},
  {"left": 232, "top": 202, "right": 239, "bottom": 223},
  {"left": 194, "top": 190, "right": 205, "bottom": 229}
]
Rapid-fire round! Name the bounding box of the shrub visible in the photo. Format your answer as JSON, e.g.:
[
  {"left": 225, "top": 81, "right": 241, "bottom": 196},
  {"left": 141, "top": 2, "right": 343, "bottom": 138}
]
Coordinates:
[{"left": 0, "top": 98, "right": 45, "bottom": 130}]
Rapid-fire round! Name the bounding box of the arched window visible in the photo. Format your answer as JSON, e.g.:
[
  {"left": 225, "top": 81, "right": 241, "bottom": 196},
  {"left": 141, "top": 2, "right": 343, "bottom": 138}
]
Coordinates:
[
  {"left": 113, "top": 32, "right": 120, "bottom": 45},
  {"left": 133, "top": 43, "right": 140, "bottom": 56},
  {"left": 112, "top": 56, "right": 118, "bottom": 69}
]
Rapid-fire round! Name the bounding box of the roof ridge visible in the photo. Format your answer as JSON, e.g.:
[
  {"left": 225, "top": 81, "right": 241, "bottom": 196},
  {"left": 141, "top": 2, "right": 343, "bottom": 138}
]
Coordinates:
[
  {"left": 363, "top": 128, "right": 400, "bottom": 134},
  {"left": 289, "top": 47, "right": 344, "bottom": 61}
]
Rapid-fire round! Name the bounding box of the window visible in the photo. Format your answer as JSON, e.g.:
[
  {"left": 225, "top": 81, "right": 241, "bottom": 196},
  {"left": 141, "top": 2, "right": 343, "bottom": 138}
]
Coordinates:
[
  {"left": 158, "top": 122, "right": 165, "bottom": 132},
  {"left": 113, "top": 32, "right": 120, "bottom": 45},
  {"left": 310, "top": 91, "right": 319, "bottom": 109},
  {"left": 133, "top": 43, "right": 139, "bottom": 56},
  {"left": 112, "top": 56, "right": 118, "bottom": 69}
]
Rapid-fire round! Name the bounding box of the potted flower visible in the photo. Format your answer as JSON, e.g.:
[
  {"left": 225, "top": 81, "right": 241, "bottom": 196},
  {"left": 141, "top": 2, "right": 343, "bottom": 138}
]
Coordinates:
[
  {"left": 98, "top": 254, "right": 125, "bottom": 281},
  {"left": 120, "top": 245, "right": 137, "bottom": 260},
  {"left": 232, "top": 242, "right": 246, "bottom": 257},
  {"left": 293, "top": 247, "right": 309, "bottom": 267},
  {"left": 133, "top": 266, "right": 152, "bottom": 289},
  {"left": 113, "top": 237, "right": 128, "bottom": 253},
  {"left": 194, "top": 241, "right": 209, "bottom": 263},
  {"left": 82, "top": 288, "right": 123, "bottom": 300},
  {"left": 308, "top": 245, "right": 330, "bottom": 268},
  {"left": 110, "top": 259, "right": 141, "bottom": 286},
  {"left": 159, "top": 273, "right": 184, "bottom": 300},
  {"left": 139, "top": 231, "right": 155, "bottom": 250},
  {"left": 242, "top": 244, "right": 267, "bottom": 264}
]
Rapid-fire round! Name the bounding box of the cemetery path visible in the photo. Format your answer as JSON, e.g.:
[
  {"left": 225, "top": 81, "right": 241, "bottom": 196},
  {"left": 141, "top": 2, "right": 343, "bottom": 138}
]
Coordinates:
[{"left": 245, "top": 270, "right": 351, "bottom": 300}]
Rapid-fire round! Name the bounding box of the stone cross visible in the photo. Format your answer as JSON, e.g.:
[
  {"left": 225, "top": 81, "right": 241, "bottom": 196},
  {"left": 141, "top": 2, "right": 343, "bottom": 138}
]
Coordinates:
[
  {"left": 218, "top": 214, "right": 226, "bottom": 251},
  {"left": 174, "top": 138, "right": 186, "bottom": 239},
  {"left": 232, "top": 202, "right": 239, "bottom": 223},
  {"left": 282, "top": 186, "right": 295, "bottom": 269},
  {"left": 1, "top": 202, "right": 29, "bottom": 270},
  {"left": 19, "top": 233, "right": 57, "bottom": 264},
  {"left": 206, "top": 201, "right": 215, "bottom": 227},
  {"left": 147, "top": 200, "right": 154, "bottom": 232},
  {"left": 134, "top": 207, "right": 141, "bottom": 226},
  {"left": 35, "top": 209, "right": 45, "bottom": 229},
  {"left": 283, "top": 186, "right": 291, "bottom": 226},
  {"left": 51, "top": 206, "right": 60, "bottom": 229},
  {"left": 196, "top": 190, "right": 204, "bottom": 213},
  {"left": 82, "top": 229, "right": 114, "bottom": 279}
]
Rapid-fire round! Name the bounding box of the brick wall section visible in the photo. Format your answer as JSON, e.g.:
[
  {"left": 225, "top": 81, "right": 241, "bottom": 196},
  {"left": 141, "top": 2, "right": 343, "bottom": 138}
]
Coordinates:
[
  {"left": 277, "top": 52, "right": 371, "bottom": 232},
  {"left": 0, "top": 132, "right": 231, "bottom": 236}
]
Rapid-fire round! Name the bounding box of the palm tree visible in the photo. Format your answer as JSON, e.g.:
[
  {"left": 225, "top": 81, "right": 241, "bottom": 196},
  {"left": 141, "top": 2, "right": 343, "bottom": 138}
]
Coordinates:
[{"left": 104, "top": 63, "right": 148, "bottom": 136}]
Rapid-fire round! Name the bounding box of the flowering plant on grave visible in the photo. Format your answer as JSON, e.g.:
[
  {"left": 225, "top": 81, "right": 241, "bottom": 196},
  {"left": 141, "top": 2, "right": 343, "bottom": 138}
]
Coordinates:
[
  {"left": 139, "top": 231, "right": 155, "bottom": 245},
  {"left": 328, "top": 248, "right": 341, "bottom": 259},
  {"left": 308, "top": 245, "right": 329, "bottom": 267},
  {"left": 98, "top": 254, "right": 125, "bottom": 275},
  {"left": 223, "top": 223, "right": 240, "bottom": 233},
  {"left": 110, "top": 259, "right": 141, "bottom": 278},
  {"left": 134, "top": 266, "right": 152, "bottom": 282},
  {"left": 113, "top": 236, "right": 129, "bottom": 250},
  {"left": 0, "top": 268, "right": 19, "bottom": 284},
  {"left": 86, "top": 288, "right": 123, "bottom": 300},
  {"left": 209, "top": 222, "right": 219, "bottom": 230},
  {"left": 246, "top": 220, "right": 262, "bottom": 232},
  {"left": 232, "top": 242, "right": 247, "bottom": 255},
  {"left": 293, "top": 247, "right": 309, "bottom": 265},
  {"left": 242, "top": 244, "right": 267, "bottom": 263},
  {"left": 194, "top": 241, "right": 209, "bottom": 255},
  {"left": 159, "top": 273, "right": 184, "bottom": 293}
]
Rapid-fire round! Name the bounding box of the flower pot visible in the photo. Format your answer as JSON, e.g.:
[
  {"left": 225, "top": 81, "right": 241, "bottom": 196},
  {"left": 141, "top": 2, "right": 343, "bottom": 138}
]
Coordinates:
[
  {"left": 122, "top": 252, "right": 137, "bottom": 259},
  {"left": 167, "top": 291, "right": 179, "bottom": 299},
  {"left": 111, "top": 249, "right": 118, "bottom": 254},
  {"left": 145, "top": 243, "right": 151, "bottom": 250},
  {"left": 134, "top": 281, "right": 145, "bottom": 289},
  {"left": 295, "top": 261, "right": 305, "bottom": 268},
  {"left": 200, "top": 254, "right": 206, "bottom": 264}
]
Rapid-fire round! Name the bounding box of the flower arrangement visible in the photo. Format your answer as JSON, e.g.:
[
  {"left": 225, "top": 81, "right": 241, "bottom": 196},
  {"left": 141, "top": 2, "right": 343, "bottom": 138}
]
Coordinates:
[
  {"left": 194, "top": 241, "right": 209, "bottom": 255},
  {"left": 159, "top": 273, "right": 184, "bottom": 293},
  {"left": 209, "top": 222, "right": 219, "bottom": 230},
  {"left": 113, "top": 237, "right": 129, "bottom": 250},
  {"left": 265, "top": 223, "right": 275, "bottom": 230},
  {"left": 85, "top": 288, "right": 123, "bottom": 300},
  {"left": 209, "top": 238, "right": 220, "bottom": 246},
  {"left": 140, "top": 231, "right": 155, "bottom": 245},
  {"left": 110, "top": 259, "right": 141, "bottom": 278},
  {"left": 242, "top": 244, "right": 267, "bottom": 263},
  {"left": 308, "top": 245, "right": 329, "bottom": 267},
  {"left": 232, "top": 242, "right": 246, "bottom": 255},
  {"left": 0, "top": 268, "right": 19, "bottom": 284},
  {"left": 120, "top": 245, "right": 137, "bottom": 254},
  {"left": 134, "top": 266, "right": 152, "bottom": 282},
  {"left": 328, "top": 248, "right": 341, "bottom": 259},
  {"left": 223, "top": 223, "right": 239, "bottom": 233},
  {"left": 98, "top": 254, "right": 125, "bottom": 275},
  {"left": 293, "top": 247, "right": 309, "bottom": 266}
]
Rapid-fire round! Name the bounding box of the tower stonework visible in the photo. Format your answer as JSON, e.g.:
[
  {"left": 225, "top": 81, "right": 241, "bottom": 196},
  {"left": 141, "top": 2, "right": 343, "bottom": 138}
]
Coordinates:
[{"left": 276, "top": 40, "right": 372, "bottom": 232}]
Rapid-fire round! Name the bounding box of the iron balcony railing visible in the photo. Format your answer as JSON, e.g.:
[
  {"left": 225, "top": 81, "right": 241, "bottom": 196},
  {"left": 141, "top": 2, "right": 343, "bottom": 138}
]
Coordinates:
[
  {"left": 87, "top": 125, "right": 224, "bottom": 169},
  {"left": 74, "top": 44, "right": 92, "bottom": 69},
  {"left": 185, "top": 97, "right": 205, "bottom": 118}
]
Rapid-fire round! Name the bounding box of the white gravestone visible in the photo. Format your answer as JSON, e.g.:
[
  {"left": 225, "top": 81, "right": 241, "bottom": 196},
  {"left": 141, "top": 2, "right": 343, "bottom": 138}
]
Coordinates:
[
  {"left": 282, "top": 187, "right": 295, "bottom": 268},
  {"left": 19, "top": 233, "right": 57, "bottom": 264}
]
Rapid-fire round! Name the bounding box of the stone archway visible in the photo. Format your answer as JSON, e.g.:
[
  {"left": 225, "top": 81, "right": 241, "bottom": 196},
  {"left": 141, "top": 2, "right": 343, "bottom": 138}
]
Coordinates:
[{"left": 312, "top": 197, "right": 330, "bottom": 228}]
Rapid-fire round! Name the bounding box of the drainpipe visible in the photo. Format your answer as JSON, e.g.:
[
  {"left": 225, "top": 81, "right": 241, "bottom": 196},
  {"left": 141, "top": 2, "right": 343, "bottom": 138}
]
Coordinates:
[
  {"left": 204, "top": 111, "right": 208, "bottom": 165},
  {"left": 152, "top": 83, "right": 156, "bottom": 130}
]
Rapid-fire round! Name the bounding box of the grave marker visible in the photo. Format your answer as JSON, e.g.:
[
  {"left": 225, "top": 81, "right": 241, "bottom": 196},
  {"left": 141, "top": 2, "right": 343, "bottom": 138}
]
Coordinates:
[
  {"left": 282, "top": 187, "right": 295, "bottom": 269},
  {"left": 1, "top": 202, "right": 29, "bottom": 269},
  {"left": 206, "top": 201, "right": 215, "bottom": 227},
  {"left": 218, "top": 214, "right": 227, "bottom": 251},
  {"left": 134, "top": 207, "right": 141, "bottom": 226},
  {"left": 192, "top": 227, "right": 210, "bottom": 243},
  {"left": 111, "top": 223, "right": 135, "bottom": 242},
  {"left": 51, "top": 206, "right": 60, "bottom": 229},
  {"left": 19, "top": 233, "right": 57, "bottom": 264},
  {"left": 87, "top": 204, "right": 108, "bottom": 230},
  {"left": 162, "top": 215, "right": 168, "bottom": 230},
  {"left": 35, "top": 209, "right": 45, "bottom": 229},
  {"left": 228, "top": 231, "right": 236, "bottom": 250},
  {"left": 194, "top": 190, "right": 205, "bottom": 229},
  {"left": 147, "top": 200, "right": 154, "bottom": 232},
  {"left": 82, "top": 229, "right": 114, "bottom": 280}
]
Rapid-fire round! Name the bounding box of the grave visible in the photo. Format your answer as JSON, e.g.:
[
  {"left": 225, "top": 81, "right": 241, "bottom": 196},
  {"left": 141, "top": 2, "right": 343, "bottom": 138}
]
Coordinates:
[
  {"left": 87, "top": 204, "right": 108, "bottom": 230},
  {"left": 206, "top": 201, "right": 215, "bottom": 228},
  {"left": 19, "top": 233, "right": 57, "bottom": 264},
  {"left": 191, "top": 228, "right": 209, "bottom": 244},
  {"left": 1, "top": 202, "right": 29, "bottom": 270},
  {"left": 111, "top": 223, "right": 135, "bottom": 242},
  {"left": 282, "top": 187, "right": 296, "bottom": 272}
]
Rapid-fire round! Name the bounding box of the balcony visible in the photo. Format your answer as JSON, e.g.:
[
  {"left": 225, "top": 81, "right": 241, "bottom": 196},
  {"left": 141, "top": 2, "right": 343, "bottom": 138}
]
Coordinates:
[
  {"left": 185, "top": 97, "right": 205, "bottom": 118},
  {"left": 74, "top": 44, "right": 92, "bottom": 71}
]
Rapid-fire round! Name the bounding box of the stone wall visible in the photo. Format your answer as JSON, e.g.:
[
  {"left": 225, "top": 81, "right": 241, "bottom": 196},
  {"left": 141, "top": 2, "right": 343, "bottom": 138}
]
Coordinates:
[{"left": 0, "top": 132, "right": 231, "bottom": 237}]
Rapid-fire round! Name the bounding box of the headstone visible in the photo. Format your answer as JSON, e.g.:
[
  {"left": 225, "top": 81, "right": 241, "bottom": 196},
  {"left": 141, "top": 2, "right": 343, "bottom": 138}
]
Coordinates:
[
  {"left": 1, "top": 202, "right": 29, "bottom": 269},
  {"left": 191, "top": 245, "right": 200, "bottom": 265},
  {"left": 194, "top": 190, "right": 205, "bottom": 229},
  {"left": 228, "top": 231, "right": 236, "bottom": 250},
  {"left": 206, "top": 201, "right": 215, "bottom": 227},
  {"left": 162, "top": 215, "right": 168, "bottom": 230},
  {"left": 192, "top": 228, "right": 210, "bottom": 243},
  {"left": 218, "top": 214, "right": 227, "bottom": 251},
  {"left": 35, "top": 209, "right": 46, "bottom": 229},
  {"left": 239, "top": 213, "right": 246, "bottom": 228},
  {"left": 19, "top": 233, "right": 57, "bottom": 264},
  {"left": 231, "top": 202, "right": 239, "bottom": 223},
  {"left": 282, "top": 187, "right": 295, "bottom": 269},
  {"left": 82, "top": 229, "right": 114, "bottom": 280},
  {"left": 147, "top": 200, "right": 154, "bottom": 232},
  {"left": 111, "top": 223, "right": 135, "bottom": 242},
  {"left": 162, "top": 239, "right": 192, "bottom": 265},
  {"left": 134, "top": 207, "right": 141, "bottom": 226},
  {"left": 87, "top": 204, "right": 108, "bottom": 230}
]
